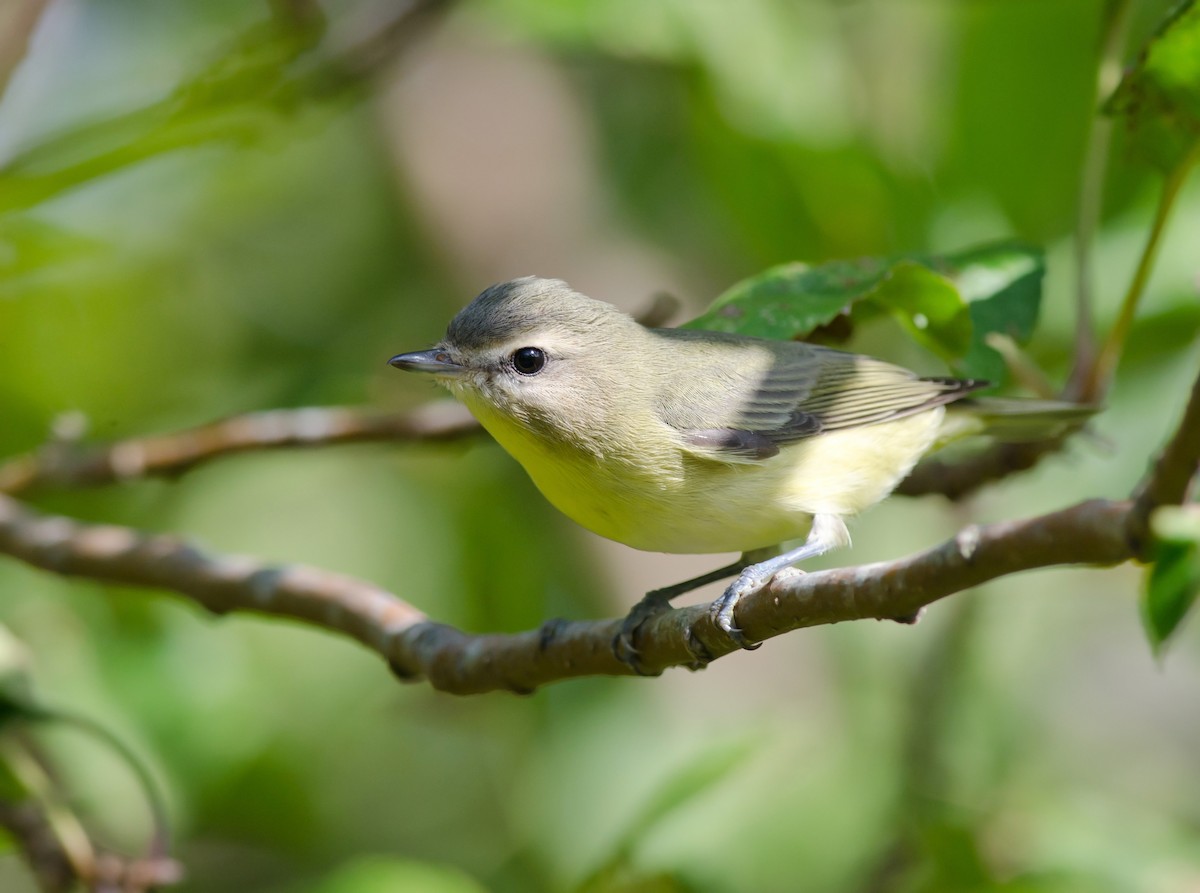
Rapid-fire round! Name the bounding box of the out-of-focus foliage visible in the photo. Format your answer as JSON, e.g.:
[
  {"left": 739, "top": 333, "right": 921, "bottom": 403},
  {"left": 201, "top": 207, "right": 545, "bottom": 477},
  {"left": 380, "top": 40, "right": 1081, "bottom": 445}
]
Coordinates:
[
  {"left": 687, "top": 241, "right": 1042, "bottom": 382},
  {"left": 1144, "top": 506, "right": 1200, "bottom": 652},
  {"left": 1, "top": 1, "right": 1200, "bottom": 892},
  {"left": 1107, "top": 0, "right": 1200, "bottom": 171}
]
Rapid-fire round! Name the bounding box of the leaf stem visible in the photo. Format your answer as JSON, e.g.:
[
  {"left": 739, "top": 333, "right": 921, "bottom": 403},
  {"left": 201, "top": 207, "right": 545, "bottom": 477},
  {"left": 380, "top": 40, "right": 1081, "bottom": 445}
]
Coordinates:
[
  {"left": 1090, "top": 141, "right": 1200, "bottom": 399},
  {"left": 1069, "top": 0, "right": 1134, "bottom": 397}
]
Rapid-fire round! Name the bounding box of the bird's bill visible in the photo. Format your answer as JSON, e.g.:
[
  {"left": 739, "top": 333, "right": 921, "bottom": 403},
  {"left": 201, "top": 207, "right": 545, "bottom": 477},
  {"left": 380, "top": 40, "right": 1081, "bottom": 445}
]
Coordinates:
[{"left": 388, "top": 349, "right": 465, "bottom": 377}]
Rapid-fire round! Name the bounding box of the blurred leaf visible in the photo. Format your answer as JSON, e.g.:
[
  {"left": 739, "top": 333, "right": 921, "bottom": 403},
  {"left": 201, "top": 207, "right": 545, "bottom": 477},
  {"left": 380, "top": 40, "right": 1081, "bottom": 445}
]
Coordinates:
[
  {"left": 562, "top": 737, "right": 755, "bottom": 893},
  {"left": 305, "top": 856, "right": 487, "bottom": 893},
  {"left": 615, "top": 737, "right": 755, "bottom": 850},
  {"left": 577, "top": 863, "right": 698, "bottom": 893},
  {"left": 1105, "top": 0, "right": 1200, "bottom": 172},
  {"left": 0, "top": 218, "right": 107, "bottom": 298},
  {"left": 0, "top": 623, "right": 34, "bottom": 723},
  {"left": 1142, "top": 505, "right": 1200, "bottom": 653},
  {"left": 573, "top": 738, "right": 752, "bottom": 893},
  {"left": 1125, "top": 301, "right": 1200, "bottom": 367},
  {"left": 912, "top": 817, "right": 993, "bottom": 889},
  {"left": 687, "top": 241, "right": 1043, "bottom": 381},
  {"left": 0, "top": 16, "right": 331, "bottom": 215}
]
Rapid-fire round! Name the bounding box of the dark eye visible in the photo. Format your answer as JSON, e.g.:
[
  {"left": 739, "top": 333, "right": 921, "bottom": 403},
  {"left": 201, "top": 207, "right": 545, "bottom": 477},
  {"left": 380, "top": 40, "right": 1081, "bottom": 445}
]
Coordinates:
[{"left": 511, "top": 347, "right": 546, "bottom": 375}]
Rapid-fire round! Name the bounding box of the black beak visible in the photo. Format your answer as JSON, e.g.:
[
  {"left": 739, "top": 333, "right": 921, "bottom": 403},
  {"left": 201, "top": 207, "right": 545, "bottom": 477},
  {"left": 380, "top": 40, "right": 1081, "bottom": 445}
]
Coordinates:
[{"left": 388, "top": 349, "right": 465, "bottom": 376}]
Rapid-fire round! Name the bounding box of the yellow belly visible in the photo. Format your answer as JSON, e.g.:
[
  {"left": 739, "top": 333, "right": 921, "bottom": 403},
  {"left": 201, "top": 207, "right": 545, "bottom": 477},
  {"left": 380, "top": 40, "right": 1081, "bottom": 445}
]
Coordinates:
[{"left": 463, "top": 392, "right": 943, "bottom": 554}]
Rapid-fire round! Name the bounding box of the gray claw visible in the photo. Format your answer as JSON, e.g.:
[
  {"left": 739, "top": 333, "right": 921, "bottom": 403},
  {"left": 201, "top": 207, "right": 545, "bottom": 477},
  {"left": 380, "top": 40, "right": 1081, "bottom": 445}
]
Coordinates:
[
  {"left": 710, "top": 575, "right": 763, "bottom": 651},
  {"left": 683, "top": 626, "right": 716, "bottom": 670},
  {"left": 611, "top": 591, "right": 678, "bottom": 675},
  {"left": 538, "top": 618, "right": 569, "bottom": 650},
  {"left": 611, "top": 627, "right": 661, "bottom": 676}
]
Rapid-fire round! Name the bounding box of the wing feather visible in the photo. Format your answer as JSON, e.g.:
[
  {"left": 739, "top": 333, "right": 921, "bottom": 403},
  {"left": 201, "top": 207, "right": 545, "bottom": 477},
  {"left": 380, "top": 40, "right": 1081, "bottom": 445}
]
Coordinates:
[{"left": 655, "top": 333, "right": 985, "bottom": 464}]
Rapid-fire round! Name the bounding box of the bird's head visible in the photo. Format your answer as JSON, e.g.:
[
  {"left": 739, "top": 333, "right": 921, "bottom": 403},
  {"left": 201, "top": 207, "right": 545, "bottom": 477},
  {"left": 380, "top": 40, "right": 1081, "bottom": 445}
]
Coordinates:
[{"left": 390, "top": 277, "right": 644, "bottom": 443}]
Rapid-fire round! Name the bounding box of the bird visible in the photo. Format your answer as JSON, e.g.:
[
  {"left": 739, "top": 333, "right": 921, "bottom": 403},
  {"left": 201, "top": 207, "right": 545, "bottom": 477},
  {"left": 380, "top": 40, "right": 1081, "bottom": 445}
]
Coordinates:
[{"left": 390, "top": 276, "right": 1091, "bottom": 666}]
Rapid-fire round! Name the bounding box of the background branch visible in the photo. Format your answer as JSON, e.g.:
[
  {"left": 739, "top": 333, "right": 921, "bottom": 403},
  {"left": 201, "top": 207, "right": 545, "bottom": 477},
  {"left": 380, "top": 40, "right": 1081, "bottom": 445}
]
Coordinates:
[
  {"left": 1069, "top": 0, "right": 1134, "bottom": 394},
  {"left": 1128, "top": 365, "right": 1200, "bottom": 556},
  {"left": 0, "top": 734, "right": 182, "bottom": 893},
  {"left": 895, "top": 439, "right": 1070, "bottom": 501},
  {"left": 0, "top": 0, "right": 49, "bottom": 104},
  {"left": 0, "top": 403, "right": 480, "bottom": 496}
]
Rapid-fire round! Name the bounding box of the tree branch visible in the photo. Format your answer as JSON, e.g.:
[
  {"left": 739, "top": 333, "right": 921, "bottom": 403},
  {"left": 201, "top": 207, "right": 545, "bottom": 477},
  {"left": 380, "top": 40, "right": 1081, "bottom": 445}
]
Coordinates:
[
  {"left": 0, "top": 490, "right": 1133, "bottom": 695},
  {"left": 0, "top": 0, "right": 50, "bottom": 105},
  {"left": 0, "top": 492, "right": 428, "bottom": 657},
  {"left": 0, "top": 734, "right": 182, "bottom": 893},
  {"left": 1068, "top": 0, "right": 1134, "bottom": 395},
  {"left": 0, "top": 403, "right": 480, "bottom": 496},
  {"left": 895, "top": 438, "right": 1070, "bottom": 501},
  {"left": 1128, "top": 364, "right": 1200, "bottom": 557}
]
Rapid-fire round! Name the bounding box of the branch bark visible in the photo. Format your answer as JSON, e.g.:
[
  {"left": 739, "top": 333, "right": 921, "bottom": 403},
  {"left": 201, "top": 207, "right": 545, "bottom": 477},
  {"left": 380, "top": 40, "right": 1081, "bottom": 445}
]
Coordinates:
[
  {"left": 0, "top": 490, "right": 1134, "bottom": 695},
  {"left": 1128, "top": 365, "right": 1200, "bottom": 556},
  {"left": 894, "top": 438, "right": 1069, "bottom": 501},
  {"left": 0, "top": 403, "right": 480, "bottom": 496},
  {"left": 0, "top": 734, "right": 182, "bottom": 893}
]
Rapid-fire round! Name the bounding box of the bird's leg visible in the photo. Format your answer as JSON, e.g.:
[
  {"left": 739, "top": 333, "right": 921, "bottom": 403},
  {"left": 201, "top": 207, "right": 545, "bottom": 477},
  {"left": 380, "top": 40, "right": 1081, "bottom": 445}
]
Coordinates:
[
  {"left": 711, "top": 514, "right": 850, "bottom": 650},
  {"left": 612, "top": 557, "right": 751, "bottom": 674}
]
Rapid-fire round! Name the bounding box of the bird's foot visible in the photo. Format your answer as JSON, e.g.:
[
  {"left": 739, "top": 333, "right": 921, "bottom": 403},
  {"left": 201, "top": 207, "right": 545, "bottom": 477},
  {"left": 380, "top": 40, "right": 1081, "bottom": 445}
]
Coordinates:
[
  {"left": 612, "top": 593, "right": 674, "bottom": 676},
  {"left": 538, "top": 617, "right": 571, "bottom": 650},
  {"left": 709, "top": 569, "right": 768, "bottom": 651}
]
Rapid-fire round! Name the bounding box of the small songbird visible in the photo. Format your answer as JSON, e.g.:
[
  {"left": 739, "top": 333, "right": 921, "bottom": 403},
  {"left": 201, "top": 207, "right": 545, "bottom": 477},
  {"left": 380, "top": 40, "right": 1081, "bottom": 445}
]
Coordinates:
[{"left": 390, "top": 277, "right": 1090, "bottom": 663}]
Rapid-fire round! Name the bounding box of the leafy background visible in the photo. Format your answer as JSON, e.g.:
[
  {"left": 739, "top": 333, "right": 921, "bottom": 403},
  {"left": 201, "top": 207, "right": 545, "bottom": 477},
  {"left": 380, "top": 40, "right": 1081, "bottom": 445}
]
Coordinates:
[{"left": 2, "top": 0, "right": 1200, "bottom": 891}]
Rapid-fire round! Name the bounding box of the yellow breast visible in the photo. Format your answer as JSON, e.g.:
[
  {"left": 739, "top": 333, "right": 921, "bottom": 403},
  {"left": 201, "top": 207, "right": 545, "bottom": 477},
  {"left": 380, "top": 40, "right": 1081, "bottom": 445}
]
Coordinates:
[{"left": 462, "top": 391, "right": 943, "bottom": 555}]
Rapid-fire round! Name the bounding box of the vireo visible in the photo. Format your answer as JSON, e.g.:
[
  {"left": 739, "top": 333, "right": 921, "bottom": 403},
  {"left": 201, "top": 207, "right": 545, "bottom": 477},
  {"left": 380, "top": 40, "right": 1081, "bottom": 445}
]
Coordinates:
[{"left": 391, "top": 277, "right": 1092, "bottom": 662}]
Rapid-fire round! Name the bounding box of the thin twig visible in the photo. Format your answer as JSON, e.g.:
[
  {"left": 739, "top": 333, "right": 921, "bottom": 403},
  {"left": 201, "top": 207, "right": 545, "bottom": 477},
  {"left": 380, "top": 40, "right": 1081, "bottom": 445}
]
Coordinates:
[
  {"left": 1128, "top": 364, "right": 1200, "bottom": 557},
  {"left": 1069, "top": 0, "right": 1135, "bottom": 396},
  {"left": 0, "top": 403, "right": 481, "bottom": 496},
  {"left": 1088, "top": 141, "right": 1200, "bottom": 400},
  {"left": 267, "top": 0, "right": 326, "bottom": 31},
  {"left": 0, "top": 0, "right": 50, "bottom": 104},
  {"left": 0, "top": 744, "right": 78, "bottom": 893},
  {"left": 330, "top": 0, "right": 455, "bottom": 81},
  {"left": 895, "top": 438, "right": 1070, "bottom": 501},
  {"left": 0, "top": 732, "right": 182, "bottom": 893},
  {"left": 984, "top": 333, "right": 1058, "bottom": 399}
]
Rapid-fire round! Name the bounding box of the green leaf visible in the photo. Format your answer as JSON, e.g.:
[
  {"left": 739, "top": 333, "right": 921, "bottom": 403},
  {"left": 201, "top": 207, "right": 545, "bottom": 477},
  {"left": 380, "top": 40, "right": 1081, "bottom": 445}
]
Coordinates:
[
  {"left": 871, "top": 261, "right": 972, "bottom": 362},
  {"left": 0, "top": 624, "right": 34, "bottom": 726},
  {"left": 686, "top": 257, "right": 890, "bottom": 341},
  {"left": 584, "top": 735, "right": 755, "bottom": 886},
  {"left": 951, "top": 241, "right": 1045, "bottom": 383},
  {"left": 1143, "top": 506, "right": 1200, "bottom": 653},
  {"left": 0, "top": 16, "right": 332, "bottom": 215},
  {"left": 686, "top": 241, "right": 1043, "bottom": 382},
  {"left": 1106, "top": 0, "right": 1200, "bottom": 172},
  {"left": 0, "top": 218, "right": 107, "bottom": 298},
  {"left": 306, "top": 857, "right": 487, "bottom": 893},
  {"left": 577, "top": 864, "right": 698, "bottom": 893}
]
